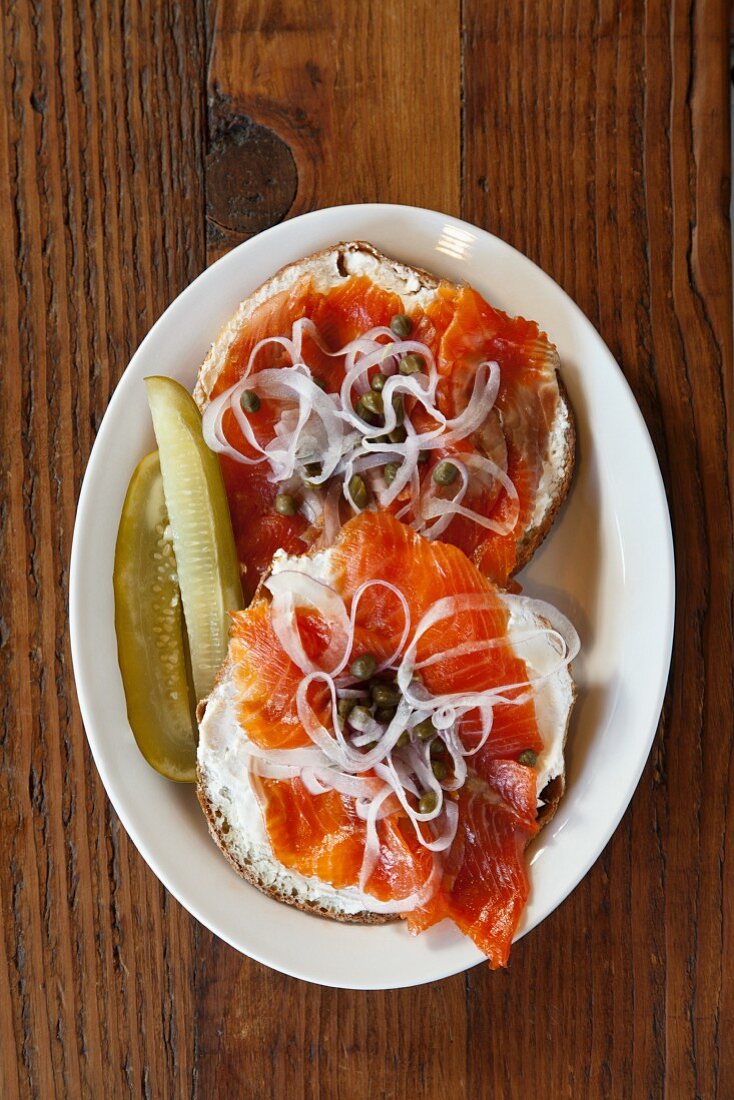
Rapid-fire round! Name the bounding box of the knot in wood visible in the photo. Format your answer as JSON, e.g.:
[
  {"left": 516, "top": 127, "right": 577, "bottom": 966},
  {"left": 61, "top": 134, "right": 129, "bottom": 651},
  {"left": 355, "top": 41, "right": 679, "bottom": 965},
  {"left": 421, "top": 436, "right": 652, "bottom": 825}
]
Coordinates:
[{"left": 206, "top": 113, "right": 297, "bottom": 244}]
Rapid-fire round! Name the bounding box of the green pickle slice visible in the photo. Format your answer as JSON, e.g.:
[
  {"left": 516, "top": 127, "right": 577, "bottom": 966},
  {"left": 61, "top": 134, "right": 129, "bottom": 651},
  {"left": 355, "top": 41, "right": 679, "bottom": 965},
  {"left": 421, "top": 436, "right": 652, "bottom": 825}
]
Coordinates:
[
  {"left": 145, "top": 376, "right": 243, "bottom": 703},
  {"left": 114, "top": 451, "right": 198, "bottom": 781}
]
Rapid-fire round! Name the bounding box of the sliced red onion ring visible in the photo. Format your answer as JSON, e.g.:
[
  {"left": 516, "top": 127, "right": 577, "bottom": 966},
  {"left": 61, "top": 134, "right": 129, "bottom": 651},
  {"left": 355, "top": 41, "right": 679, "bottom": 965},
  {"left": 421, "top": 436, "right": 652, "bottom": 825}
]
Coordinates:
[
  {"left": 417, "top": 459, "right": 470, "bottom": 539},
  {"left": 321, "top": 479, "right": 343, "bottom": 544},
  {"left": 202, "top": 384, "right": 269, "bottom": 466},
  {"left": 502, "top": 594, "right": 581, "bottom": 663},
  {"left": 336, "top": 687, "right": 369, "bottom": 700},
  {"left": 266, "top": 569, "right": 350, "bottom": 674},
  {"left": 300, "top": 768, "right": 329, "bottom": 795},
  {"left": 398, "top": 594, "right": 505, "bottom": 693},
  {"left": 358, "top": 785, "right": 392, "bottom": 889},
  {"left": 354, "top": 791, "right": 400, "bottom": 822},
  {"left": 415, "top": 636, "right": 510, "bottom": 671},
  {"left": 358, "top": 784, "right": 444, "bottom": 913},
  {"left": 300, "top": 768, "right": 382, "bottom": 801},
  {"left": 405, "top": 744, "right": 444, "bottom": 810},
  {"left": 359, "top": 855, "right": 443, "bottom": 914},
  {"left": 349, "top": 710, "right": 383, "bottom": 738},
  {"left": 457, "top": 706, "right": 494, "bottom": 757},
  {"left": 437, "top": 731, "right": 468, "bottom": 792},
  {"left": 397, "top": 593, "right": 576, "bottom": 711},
  {"left": 330, "top": 580, "right": 411, "bottom": 678},
  {"left": 374, "top": 756, "right": 459, "bottom": 854},
  {"left": 247, "top": 759, "right": 303, "bottom": 781},
  {"left": 433, "top": 360, "right": 500, "bottom": 447},
  {"left": 338, "top": 339, "right": 437, "bottom": 432},
  {"left": 375, "top": 756, "right": 442, "bottom": 824},
  {"left": 295, "top": 672, "right": 411, "bottom": 774},
  {"left": 238, "top": 739, "right": 327, "bottom": 768},
  {"left": 431, "top": 704, "right": 457, "bottom": 730},
  {"left": 295, "top": 673, "right": 351, "bottom": 767},
  {"left": 417, "top": 449, "right": 520, "bottom": 540}
]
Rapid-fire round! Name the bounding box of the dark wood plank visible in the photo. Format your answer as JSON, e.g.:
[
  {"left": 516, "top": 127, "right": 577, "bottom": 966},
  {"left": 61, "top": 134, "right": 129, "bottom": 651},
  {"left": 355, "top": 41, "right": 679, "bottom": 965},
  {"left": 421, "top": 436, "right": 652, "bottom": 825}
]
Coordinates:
[
  {"left": 195, "top": 959, "right": 469, "bottom": 1100},
  {"left": 0, "top": 2, "right": 205, "bottom": 1096},
  {"left": 462, "top": 1, "right": 733, "bottom": 1098},
  {"left": 203, "top": 0, "right": 462, "bottom": 259}
]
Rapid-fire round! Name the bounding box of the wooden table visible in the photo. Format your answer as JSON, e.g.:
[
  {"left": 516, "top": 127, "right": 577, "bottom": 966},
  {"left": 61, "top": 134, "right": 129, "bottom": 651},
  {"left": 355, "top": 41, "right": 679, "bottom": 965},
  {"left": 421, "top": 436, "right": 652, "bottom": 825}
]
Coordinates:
[{"left": 1, "top": 2, "right": 731, "bottom": 1096}]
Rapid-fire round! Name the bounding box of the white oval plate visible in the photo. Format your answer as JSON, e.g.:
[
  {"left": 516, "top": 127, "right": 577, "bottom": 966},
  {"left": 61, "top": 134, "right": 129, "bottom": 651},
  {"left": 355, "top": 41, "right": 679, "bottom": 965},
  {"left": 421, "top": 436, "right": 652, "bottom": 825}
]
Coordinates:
[{"left": 70, "top": 204, "right": 674, "bottom": 989}]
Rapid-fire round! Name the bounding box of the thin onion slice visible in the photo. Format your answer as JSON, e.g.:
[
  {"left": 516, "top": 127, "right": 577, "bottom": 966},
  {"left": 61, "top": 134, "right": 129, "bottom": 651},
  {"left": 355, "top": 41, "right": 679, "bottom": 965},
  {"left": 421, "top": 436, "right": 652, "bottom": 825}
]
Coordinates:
[
  {"left": 202, "top": 318, "right": 517, "bottom": 543},
  {"left": 265, "top": 569, "right": 350, "bottom": 674}
]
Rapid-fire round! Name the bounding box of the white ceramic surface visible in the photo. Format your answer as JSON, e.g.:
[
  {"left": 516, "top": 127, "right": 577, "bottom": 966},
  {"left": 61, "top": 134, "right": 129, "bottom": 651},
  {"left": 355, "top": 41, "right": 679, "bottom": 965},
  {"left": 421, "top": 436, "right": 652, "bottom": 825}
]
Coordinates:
[{"left": 70, "top": 204, "right": 675, "bottom": 989}]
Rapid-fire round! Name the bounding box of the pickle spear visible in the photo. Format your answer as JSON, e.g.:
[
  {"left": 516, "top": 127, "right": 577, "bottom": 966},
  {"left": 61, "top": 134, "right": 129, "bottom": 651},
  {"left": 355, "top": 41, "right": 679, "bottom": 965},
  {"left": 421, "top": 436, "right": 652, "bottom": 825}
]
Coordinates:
[
  {"left": 114, "top": 451, "right": 197, "bottom": 781},
  {"left": 145, "top": 376, "right": 243, "bottom": 703}
]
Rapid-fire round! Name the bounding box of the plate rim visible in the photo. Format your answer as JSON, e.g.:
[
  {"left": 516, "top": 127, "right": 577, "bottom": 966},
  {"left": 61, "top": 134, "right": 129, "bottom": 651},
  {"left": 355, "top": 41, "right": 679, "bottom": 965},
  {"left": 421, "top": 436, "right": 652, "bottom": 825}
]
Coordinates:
[{"left": 70, "top": 202, "right": 675, "bottom": 988}]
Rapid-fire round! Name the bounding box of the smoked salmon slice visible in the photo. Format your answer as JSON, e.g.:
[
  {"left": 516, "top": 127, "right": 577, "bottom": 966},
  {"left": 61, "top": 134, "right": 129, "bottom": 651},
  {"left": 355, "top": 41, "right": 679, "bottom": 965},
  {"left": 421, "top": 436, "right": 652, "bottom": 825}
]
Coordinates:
[
  {"left": 225, "top": 512, "right": 558, "bottom": 966},
  {"left": 442, "top": 783, "right": 538, "bottom": 967}
]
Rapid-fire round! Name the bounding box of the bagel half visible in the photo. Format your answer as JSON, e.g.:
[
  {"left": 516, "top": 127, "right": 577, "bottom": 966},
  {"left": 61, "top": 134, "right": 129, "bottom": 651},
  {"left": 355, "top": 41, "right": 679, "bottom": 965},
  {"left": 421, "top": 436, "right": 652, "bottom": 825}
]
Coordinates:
[
  {"left": 193, "top": 241, "right": 575, "bottom": 583},
  {"left": 196, "top": 543, "right": 576, "bottom": 925}
]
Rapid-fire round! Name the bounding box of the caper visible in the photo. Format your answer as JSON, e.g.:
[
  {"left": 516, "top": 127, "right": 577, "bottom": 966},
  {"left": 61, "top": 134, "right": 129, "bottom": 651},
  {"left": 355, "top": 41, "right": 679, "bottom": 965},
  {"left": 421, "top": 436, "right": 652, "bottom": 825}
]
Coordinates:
[
  {"left": 390, "top": 314, "right": 412, "bottom": 338},
  {"left": 240, "top": 389, "right": 261, "bottom": 413},
  {"left": 431, "top": 759, "right": 447, "bottom": 781},
  {"left": 418, "top": 790, "right": 438, "bottom": 814},
  {"left": 274, "top": 493, "right": 297, "bottom": 516},
  {"left": 363, "top": 740, "right": 378, "bottom": 750},
  {"left": 360, "top": 390, "right": 384, "bottom": 416},
  {"left": 518, "top": 749, "right": 538, "bottom": 767},
  {"left": 350, "top": 653, "right": 377, "bottom": 681},
  {"left": 383, "top": 461, "right": 401, "bottom": 486},
  {"left": 388, "top": 425, "right": 407, "bottom": 444},
  {"left": 399, "top": 353, "right": 425, "bottom": 375},
  {"left": 415, "top": 717, "right": 435, "bottom": 741},
  {"left": 347, "top": 474, "right": 369, "bottom": 510},
  {"left": 433, "top": 461, "right": 459, "bottom": 486},
  {"left": 355, "top": 397, "right": 380, "bottom": 425},
  {"left": 396, "top": 730, "right": 410, "bottom": 748},
  {"left": 418, "top": 450, "right": 429, "bottom": 465},
  {"left": 371, "top": 681, "right": 401, "bottom": 708},
  {"left": 392, "top": 395, "right": 405, "bottom": 425},
  {"left": 375, "top": 706, "right": 397, "bottom": 723},
  {"left": 430, "top": 738, "right": 446, "bottom": 757},
  {"left": 337, "top": 698, "right": 355, "bottom": 721},
  {"left": 371, "top": 372, "right": 386, "bottom": 393},
  {"left": 312, "top": 376, "right": 328, "bottom": 390},
  {"left": 349, "top": 704, "right": 373, "bottom": 727},
  {"left": 303, "top": 461, "right": 322, "bottom": 478}
]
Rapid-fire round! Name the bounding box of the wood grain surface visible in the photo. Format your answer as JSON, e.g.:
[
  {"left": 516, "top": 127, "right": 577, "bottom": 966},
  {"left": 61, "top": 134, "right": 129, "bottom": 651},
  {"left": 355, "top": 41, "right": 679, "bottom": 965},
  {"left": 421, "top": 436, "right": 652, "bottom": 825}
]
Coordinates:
[{"left": 0, "top": 1, "right": 731, "bottom": 1097}]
